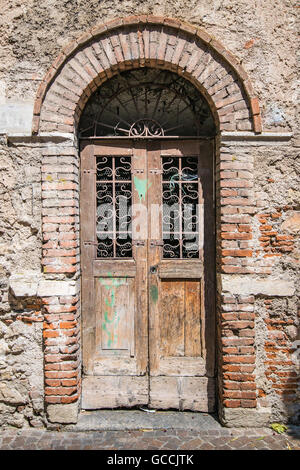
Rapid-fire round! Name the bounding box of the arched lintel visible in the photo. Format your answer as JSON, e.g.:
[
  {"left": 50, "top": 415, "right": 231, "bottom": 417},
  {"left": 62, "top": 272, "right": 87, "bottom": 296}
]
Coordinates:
[
  {"left": 74, "top": 61, "right": 220, "bottom": 136},
  {"left": 32, "top": 15, "right": 262, "bottom": 135}
]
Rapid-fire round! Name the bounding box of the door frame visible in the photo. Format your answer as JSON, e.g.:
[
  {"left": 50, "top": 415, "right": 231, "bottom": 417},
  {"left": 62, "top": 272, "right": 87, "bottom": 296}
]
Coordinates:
[
  {"left": 79, "top": 137, "right": 216, "bottom": 410},
  {"left": 36, "top": 16, "right": 263, "bottom": 424}
]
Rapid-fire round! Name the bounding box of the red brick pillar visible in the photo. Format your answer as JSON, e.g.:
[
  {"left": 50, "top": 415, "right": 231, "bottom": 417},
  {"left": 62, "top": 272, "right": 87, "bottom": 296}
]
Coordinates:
[
  {"left": 216, "top": 136, "right": 263, "bottom": 426},
  {"left": 40, "top": 146, "right": 81, "bottom": 424},
  {"left": 218, "top": 293, "right": 256, "bottom": 409}
]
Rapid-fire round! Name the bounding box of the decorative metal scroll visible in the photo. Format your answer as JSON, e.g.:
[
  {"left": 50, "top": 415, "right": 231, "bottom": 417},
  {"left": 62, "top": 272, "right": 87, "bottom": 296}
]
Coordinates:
[
  {"left": 162, "top": 156, "right": 200, "bottom": 259},
  {"left": 96, "top": 155, "right": 132, "bottom": 258},
  {"left": 128, "top": 119, "right": 164, "bottom": 137},
  {"left": 79, "top": 68, "right": 215, "bottom": 138}
]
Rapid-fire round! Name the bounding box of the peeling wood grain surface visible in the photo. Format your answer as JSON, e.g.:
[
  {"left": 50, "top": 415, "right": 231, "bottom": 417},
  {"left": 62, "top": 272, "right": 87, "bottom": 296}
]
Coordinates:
[{"left": 81, "top": 139, "right": 215, "bottom": 411}]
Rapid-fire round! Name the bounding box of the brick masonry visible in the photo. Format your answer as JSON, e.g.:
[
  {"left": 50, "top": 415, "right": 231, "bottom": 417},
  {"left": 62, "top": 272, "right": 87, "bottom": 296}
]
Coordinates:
[
  {"left": 35, "top": 19, "right": 266, "bottom": 422},
  {"left": 216, "top": 140, "right": 299, "bottom": 425},
  {"left": 33, "top": 16, "right": 262, "bottom": 136},
  {"left": 41, "top": 146, "right": 81, "bottom": 410},
  {"left": 33, "top": 18, "right": 266, "bottom": 423},
  {"left": 215, "top": 139, "right": 259, "bottom": 415}
]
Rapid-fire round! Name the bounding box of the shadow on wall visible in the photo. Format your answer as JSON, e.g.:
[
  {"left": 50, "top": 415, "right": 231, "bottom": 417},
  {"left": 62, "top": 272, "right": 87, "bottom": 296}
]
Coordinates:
[{"left": 285, "top": 325, "right": 300, "bottom": 425}]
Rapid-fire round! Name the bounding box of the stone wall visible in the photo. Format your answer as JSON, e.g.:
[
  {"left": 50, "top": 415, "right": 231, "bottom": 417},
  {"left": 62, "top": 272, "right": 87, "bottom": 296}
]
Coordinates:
[
  {"left": 253, "top": 142, "right": 299, "bottom": 424},
  {"left": 216, "top": 136, "right": 299, "bottom": 426},
  {"left": 0, "top": 137, "right": 44, "bottom": 427},
  {"left": 0, "top": 135, "right": 80, "bottom": 428},
  {"left": 0, "top": 2, "right": 298, "bottom": 428},
  {"left": 1, "top": 1, "right": 298, "bottom": 135}
]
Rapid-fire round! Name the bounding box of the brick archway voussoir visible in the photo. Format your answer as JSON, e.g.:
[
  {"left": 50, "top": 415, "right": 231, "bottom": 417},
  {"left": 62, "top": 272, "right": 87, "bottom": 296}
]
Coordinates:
[
  {"left": 35, "top": 16, "right": 262, "bottom": 135},
  {"left": 38, "top": 15, "right": 264, "bottom": 424}
]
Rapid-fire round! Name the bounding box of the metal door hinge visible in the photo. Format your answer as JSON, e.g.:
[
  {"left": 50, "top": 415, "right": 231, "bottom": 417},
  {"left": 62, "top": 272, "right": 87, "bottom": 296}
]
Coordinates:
[
  {"left": 149, "top": 169, "right": 162, "bottom": 174},
  {"left": 83, "top": 240, "right": 97, "bottom": 246},
  {"left": 83, "top": 169, "right": 96, "bottom": 174},
  {"left": 132, "top": 169, "right": 144, "bottom": 174},
  {"left": 150, "top": 240, "right": 164, "bottom": 247}
]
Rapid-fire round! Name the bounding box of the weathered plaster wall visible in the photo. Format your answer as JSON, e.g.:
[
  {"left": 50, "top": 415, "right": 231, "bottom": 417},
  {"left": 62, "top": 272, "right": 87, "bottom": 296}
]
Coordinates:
[
  {"left": 0, "top": 0, "right": 298, "bottom": 134},
  {"left": 0, "top": 138, "right": 45, "bottom": 427},
  {"left": 253, "top": 143, "right": 299, "bottom": 424},
  {"left": 216, "top": 139, "right": 299, "bottom": 426},
  {"left": 0, "top": 1, "right": 298, "bottom": 428}
]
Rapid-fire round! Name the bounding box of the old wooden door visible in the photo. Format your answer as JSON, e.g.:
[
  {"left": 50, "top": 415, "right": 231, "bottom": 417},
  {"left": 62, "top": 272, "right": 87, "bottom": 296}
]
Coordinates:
[{"left": 81, "top": 139, "right": 215, "bottom": 411}]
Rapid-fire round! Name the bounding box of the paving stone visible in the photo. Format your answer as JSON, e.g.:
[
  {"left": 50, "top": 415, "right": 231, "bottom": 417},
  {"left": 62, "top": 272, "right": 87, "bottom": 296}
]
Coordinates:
[{"left": 0, "top": 428, "right": 299, "bottom": 450}]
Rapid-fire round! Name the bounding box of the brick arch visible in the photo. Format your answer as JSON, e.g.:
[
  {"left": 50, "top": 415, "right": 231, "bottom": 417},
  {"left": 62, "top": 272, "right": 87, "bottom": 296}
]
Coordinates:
[
  {"left": 38, "top": 16, "right": 264, "bottom": 422},
  {"left": 33, "top": 16, "right": 262, "bottom": 135}
]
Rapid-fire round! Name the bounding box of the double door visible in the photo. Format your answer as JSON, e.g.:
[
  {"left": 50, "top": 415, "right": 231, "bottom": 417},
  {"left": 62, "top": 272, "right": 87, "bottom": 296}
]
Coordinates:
[{"left": 81, "top": 139, "right": 215, "bottom": 411}]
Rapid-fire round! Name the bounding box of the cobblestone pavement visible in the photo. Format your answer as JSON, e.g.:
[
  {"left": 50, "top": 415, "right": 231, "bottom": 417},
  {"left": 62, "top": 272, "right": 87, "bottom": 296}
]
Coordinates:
[{"left": 0, "top": 427, "right": 299, "bottom": 450}]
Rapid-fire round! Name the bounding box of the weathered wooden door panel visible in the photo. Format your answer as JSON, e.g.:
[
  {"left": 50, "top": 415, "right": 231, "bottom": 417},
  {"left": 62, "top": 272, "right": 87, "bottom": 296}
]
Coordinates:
[
  {"left": 81, "top": 139, "right": 215, "bottom": 411},
  {"left": 81, "top": 141, "right": 149, "bottom": 408},
  {"left": 147, "top": 140, "right": 215, "bottom": 411},
  {"left": 149, "top": 276, "right": 206, "bottom": 377},
  {"left": 152, "top": 279, "right": 205, "bottom": 377},
  {"left": 94, "top": 276, "right": 136, "bottom": 375}
]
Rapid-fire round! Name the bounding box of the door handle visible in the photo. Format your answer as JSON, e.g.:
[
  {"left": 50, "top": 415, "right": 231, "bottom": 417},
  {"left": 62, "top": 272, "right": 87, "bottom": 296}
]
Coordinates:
[{"left": 150, "top": 265, "right": 157, "bottom": 274}]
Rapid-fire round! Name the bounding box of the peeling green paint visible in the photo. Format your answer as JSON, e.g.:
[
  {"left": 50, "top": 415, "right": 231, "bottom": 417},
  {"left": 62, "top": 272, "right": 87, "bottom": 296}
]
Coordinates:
[
  {"left": 99, "top": 272, "right": 127, "bottom": 289},
  {"left": 99, "top": 272, "right": 126, "bottom": 347},
  {"left": 104, "top": 291, "right": 115, "bottom": 309},
  {"left": 102, "top": 322, "right": 113, "bottom": 347},
  {"left": 102, "top": 308, "right": 120, "bottom": 347},
  {"left": 150, "top": 284, "right": 159, "bottom": 304},
  {"left": 102, "top": 287, "right": 118, "bottom": 347},
  {"left": 133, "top": 176, "right": 152, "bottom": 202}
]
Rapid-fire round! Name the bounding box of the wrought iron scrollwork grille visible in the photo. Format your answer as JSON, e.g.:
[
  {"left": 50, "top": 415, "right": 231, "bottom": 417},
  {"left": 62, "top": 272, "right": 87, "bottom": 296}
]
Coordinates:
[
  {"left": 96, "top": 155, "right": 133, "bottom": 258},
  {"left": 95, "top": 154, "right": 201, "bottom": 259},
  {"left": 162, "top": 156, "right": 200, "bottom": 259},
  {"left": 79, "top": 68, "right": 216, "bottom": 138}
]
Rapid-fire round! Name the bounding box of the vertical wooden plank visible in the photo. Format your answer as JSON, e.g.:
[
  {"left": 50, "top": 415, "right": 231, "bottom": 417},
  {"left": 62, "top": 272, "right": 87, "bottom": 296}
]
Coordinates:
[
  {"left": 160, "top": 280, "right": 185, "bottom": 357},
  {"left": 147, "top": 141, "right": 162, "bottom": 375},
  {"left": 94, "top": 278, "right": 103, "bottom": 353},
  {"left": 200, "top": 278, "right": 206, "bottom": 361},
  {"left": 184, "top": 281, "right": 201, "bottom": 357},
  {"left": 81, "top": 141, "right": 96, "bottom": 375},
  {"left": 132, "top": 141, "right": 149, "bottom": 375}
]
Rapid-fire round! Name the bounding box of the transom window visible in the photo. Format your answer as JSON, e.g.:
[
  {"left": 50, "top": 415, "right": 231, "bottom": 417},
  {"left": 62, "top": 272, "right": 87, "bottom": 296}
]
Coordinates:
[{"left": 79, "top": 68, "right": 216, "bottom": 138}]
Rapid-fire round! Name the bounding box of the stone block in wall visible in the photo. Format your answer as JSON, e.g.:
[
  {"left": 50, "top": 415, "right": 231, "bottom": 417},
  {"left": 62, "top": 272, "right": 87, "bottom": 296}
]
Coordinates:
[
  {"left": 220, "top": 407, "right": 271, "bottom": 427},
  {"left": 47, "top": 402, "right": 78, "bottom": 424},
  {"left": 37, "top": 280, "right": 78, "bottom": 297},
  {"left": 9, "top": 271, "right": 43, "bottom": 297},
  {"left": 281, "top": 211, "right": 300, "bottom": 234},
  {"left": 218, "top": 275, "right": 295, "bottom": 296},
  {"left": 0, "top": 101, "right": 34, "bottom": 135},
  {"left": 0, "top": 382, "right": 27, "bottom": 405},
  {"left": 9, "top": 271, "right": 79, "bottom": 297}
]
